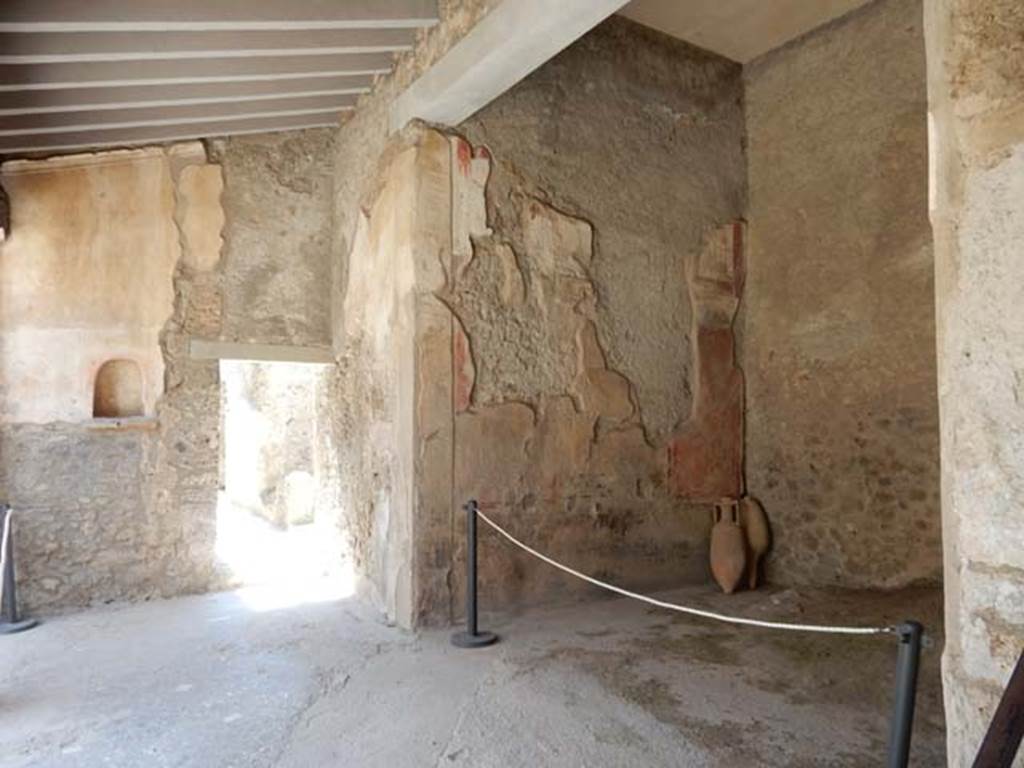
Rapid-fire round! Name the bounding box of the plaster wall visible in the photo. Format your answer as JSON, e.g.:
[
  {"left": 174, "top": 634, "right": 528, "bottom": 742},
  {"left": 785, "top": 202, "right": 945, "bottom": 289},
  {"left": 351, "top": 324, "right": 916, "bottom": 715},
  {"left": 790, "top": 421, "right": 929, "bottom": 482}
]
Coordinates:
[
  {"left": 924, "top": 0, "right": 1024, "bottom": 761},
  {"left": 336, "top": 128, "right": 452, "bottom": 626},
  {"left": 328, "top": 0, "right": 519, "bottom": 626},
  {"left": 210, "top": 129, "right": 335, "bottom": 348},
  {"left": 0, "top": 142, "right": 225, "bottom": 612},
  {"left": 331, "top": 0, "right": 498, "bottom": 325},
  {"left": 438, "top": 18, "right": 748, "bottom": 623},
  {"left": 460, "top": 17, "right": 747, "bottom": 445},
  {"left": 0, "top": 149, "right": 179, "bottom": 423},
  {"left": 0, "top": 128, "right": 337, "bottom": 613},
  {"left": 743, "top": 0, "right": 942, "bottom": 588},
  {"left": 335, "top": 17, "right": 748, "bottom": 627}
]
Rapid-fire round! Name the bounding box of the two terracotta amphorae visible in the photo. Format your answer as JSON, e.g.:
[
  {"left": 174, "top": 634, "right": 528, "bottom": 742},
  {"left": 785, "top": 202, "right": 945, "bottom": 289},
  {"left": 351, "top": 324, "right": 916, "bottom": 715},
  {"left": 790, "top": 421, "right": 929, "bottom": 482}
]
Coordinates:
[{"left": 710, "top": 496, "right": 771, "bottom": 594}]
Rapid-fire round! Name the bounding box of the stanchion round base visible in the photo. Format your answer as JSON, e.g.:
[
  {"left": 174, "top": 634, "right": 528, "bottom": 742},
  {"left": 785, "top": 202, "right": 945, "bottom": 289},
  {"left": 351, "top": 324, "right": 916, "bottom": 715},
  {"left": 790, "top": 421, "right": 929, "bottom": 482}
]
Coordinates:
[
  {"left": 0, "top": 618, "right": 38, "bottom": 635},
  {"left": 451, "top": 630, "right": 498, "bottom": 648}
]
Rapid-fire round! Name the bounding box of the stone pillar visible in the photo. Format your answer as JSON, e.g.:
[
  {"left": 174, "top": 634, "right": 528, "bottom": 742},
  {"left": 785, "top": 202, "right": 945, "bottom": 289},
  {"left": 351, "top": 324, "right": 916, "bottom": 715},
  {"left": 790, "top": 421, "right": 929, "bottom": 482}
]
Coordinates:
[{"left": 924, "top": 1, "right": 1024, "bottom": 763}]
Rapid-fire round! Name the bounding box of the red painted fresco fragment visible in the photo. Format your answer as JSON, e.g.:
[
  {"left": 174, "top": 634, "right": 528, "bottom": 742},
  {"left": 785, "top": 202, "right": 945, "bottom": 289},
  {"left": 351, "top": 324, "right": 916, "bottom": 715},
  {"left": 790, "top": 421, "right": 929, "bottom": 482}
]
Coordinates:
[
  {"left": 453, "top": 323, "right": 475, "bottom": 412},
  {"left": 455, "top": 138, "right": 473, "bottom": 176}
]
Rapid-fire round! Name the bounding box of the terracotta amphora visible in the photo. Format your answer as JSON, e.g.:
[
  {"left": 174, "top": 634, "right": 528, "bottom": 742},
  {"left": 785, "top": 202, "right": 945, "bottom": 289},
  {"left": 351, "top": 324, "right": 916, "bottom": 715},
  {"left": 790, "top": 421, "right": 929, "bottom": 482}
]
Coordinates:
[
  {"left": 739, "top": 496, "right": 771, "bottom": 589},
  {"left": 710, "top": 499, "right": 746, "bottom": 595}
]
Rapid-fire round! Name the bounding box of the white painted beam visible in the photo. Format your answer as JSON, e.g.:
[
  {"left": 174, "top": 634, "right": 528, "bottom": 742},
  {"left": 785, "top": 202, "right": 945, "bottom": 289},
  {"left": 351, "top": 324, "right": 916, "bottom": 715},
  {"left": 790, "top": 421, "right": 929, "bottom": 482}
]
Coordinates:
[
  {"left": 0, "top": 107, "right": 346, "bottom": 139},
  {"left": 0, "top": 29, "right": 415, "bottom": 65},
  {"left": 0, "top": 94, "right": 357, "bottom": 133},
  {"left": 0, "top": 76, "right": 373, "bottom": 115},
  {"left": 189, "top": 340, "right": 335, "bottom": 365},
  {"left": 0, "top": 114, "right": 339, "bottom": 154},
  {"left": 0, "top": 54, "right": 396, "bottom": 90},
  {"left": 0, "top": 0, "right": 438, "bottom": 32},
  {"left": 390, "top": 0, "right": 630, "bottom": 132}
]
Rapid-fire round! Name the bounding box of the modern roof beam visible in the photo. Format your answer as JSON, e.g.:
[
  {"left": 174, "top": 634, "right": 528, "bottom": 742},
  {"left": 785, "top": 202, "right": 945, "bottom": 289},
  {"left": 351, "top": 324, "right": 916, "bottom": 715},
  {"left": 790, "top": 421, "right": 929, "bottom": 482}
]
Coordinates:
[
  {"left": 0, "top": 113, "right": 341, "bottom": 154},
  {"left": 0, "top": 54, "right": 395, "bottom": 90},
  {"left": 0, "top": 94, "right": 357, "bottom": 134},
  {"left": 0, "top": 0, "right": 436, "bottom": 151},
  {"left": 390, "top": 0, "right": 630, "bottom": 132},
  {"left": 0, "top": 29, "right": 416, "bottom": 64},
  {"left": 0, "top": 0, "right": 438, "bottom": 31},
  {"left": 0, "top": 77, "right": 373, "bottom": 116}
]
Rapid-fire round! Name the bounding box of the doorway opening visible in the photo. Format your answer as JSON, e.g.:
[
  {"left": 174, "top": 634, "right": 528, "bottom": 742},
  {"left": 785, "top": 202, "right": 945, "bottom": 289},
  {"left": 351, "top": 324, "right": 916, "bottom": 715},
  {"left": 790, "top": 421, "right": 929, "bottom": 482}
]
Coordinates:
[{"left": 216, "top": 358, "right": 351, "bottom": 608}]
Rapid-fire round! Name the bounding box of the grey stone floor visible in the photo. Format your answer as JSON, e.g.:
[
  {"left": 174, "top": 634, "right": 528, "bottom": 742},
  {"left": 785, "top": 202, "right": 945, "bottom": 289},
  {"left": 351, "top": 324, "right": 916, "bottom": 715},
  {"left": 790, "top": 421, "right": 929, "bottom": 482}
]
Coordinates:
[{"left": 1, "top": 583, "right": 945, "bottom": 767}]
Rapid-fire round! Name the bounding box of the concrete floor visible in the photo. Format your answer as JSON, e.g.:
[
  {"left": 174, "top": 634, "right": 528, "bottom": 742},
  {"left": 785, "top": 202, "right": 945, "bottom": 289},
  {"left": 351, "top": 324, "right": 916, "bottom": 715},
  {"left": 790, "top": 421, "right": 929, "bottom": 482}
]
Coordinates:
[{"left": 1, "top": 584, "right": 945, "bottom": 767}]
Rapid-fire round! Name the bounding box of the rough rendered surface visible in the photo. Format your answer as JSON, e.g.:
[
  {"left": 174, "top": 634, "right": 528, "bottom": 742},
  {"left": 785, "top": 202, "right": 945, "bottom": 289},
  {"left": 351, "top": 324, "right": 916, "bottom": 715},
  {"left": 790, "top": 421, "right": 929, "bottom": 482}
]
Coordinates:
[
  {"left": 440, "top": 137, "right": 746, "bottom": 622},
  {"left": 335, "top": 18, "right": 749, "bottom": 627},
  {"left": 1, "top": 584, "right": 945, "bottom": 768},
  {"left": 925, "top": 0, "right": 1024, "bottom": 761},
  {"left": 0, "top": 129, "right": 337, "bottom": 614},
  {"left": 328, "top": 0, "right": 502, "bottom": 626},
  {"left": 743, "top": 0, "right": 942, "bottom": 588},
  {"left": 0, "top": 144, "right": 223, "bottom": 612},
  {"left": 0, "top": 148, "right": 179, "bottom": 423},
  {"left": 461, "top": 17, "right": 747, "bottom": 443},
  {"left": 211, "top": 129, "right": 335, "bottom": 348},
  {"left": 437, "top": 19, "right": 744, "bottom": 623},
  {"left": 333, "top": 129, "right": 457, "bottom": 625}
]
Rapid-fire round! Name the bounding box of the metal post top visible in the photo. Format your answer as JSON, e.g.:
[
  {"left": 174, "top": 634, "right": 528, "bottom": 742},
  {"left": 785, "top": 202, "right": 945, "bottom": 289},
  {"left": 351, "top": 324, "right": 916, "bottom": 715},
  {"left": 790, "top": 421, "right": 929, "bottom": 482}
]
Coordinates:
[{"left": 896, "top": 621, "right": 924, "bottom": 642}]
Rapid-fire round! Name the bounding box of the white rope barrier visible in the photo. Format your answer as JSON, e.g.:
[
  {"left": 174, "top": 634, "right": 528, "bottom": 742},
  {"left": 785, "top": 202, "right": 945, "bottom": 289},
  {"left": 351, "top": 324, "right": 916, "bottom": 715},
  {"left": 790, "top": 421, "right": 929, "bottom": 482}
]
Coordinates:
[{"left": 475, "top": 508, "right": 894, "bottom": 636}]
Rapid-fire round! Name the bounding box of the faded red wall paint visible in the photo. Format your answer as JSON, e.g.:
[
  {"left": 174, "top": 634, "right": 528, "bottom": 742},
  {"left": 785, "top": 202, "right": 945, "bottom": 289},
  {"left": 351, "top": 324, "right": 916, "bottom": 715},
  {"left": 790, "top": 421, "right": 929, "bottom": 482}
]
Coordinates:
[
  {"left": 453, "top": 322, "right": 474, "bottom": 412},
  {"left": 667, "top": 220, "right": 746, "bottom": 501},
  {"left": 667, "top": 326, "right": 744, "bottom": 499},
  {"left": 455, "top": 138, "right": 473, "bottom": 176}
]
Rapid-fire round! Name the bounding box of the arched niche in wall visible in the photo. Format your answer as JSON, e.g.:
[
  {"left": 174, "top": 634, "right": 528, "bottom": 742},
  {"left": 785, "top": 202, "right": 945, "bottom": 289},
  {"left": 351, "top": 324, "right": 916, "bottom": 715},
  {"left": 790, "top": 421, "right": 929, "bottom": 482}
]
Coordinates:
[{"left": 93, "top": 359, "right": 144, "bottom": 418}]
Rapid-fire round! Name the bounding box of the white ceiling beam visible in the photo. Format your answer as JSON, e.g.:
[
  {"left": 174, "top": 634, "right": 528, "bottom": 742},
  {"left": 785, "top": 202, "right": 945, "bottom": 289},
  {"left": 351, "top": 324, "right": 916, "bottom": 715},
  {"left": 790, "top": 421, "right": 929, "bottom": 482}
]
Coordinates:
[
  {"left": 0, "top": 0, "right": 438, "bottom": 32},
  {"left": 0, "top": 76, "right": 373, "bottom": 115},
  {"left": 0, "top": 89, "right": 362, "bottom": 116},
  {"left": 390, "top": 0, "right": 630, "bottom": 132},
  {"left": 0, "top": 94, "right": 357, "bottom": 134},
  {"left": 0, "top": 108, "right": 347, "bottom": 139},
  {"left": 0, "top": 1, "right": 437, "bottom": 153},
  {"left": 0, "top": 114, "right": 339, "bottom": 154},
  {"left": 0, "top": 54, "right": 395, "bottom": 90},
  {"left": 0, "top": 29, "right": 416, "bottom": 64}
]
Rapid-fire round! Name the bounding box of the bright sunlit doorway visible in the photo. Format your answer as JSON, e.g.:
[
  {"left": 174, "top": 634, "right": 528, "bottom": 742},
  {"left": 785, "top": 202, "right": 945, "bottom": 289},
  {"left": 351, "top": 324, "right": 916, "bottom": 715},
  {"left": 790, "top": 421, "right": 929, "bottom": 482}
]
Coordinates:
[{"left": 216, "top": 358, "right": 353, "bottom": 611}]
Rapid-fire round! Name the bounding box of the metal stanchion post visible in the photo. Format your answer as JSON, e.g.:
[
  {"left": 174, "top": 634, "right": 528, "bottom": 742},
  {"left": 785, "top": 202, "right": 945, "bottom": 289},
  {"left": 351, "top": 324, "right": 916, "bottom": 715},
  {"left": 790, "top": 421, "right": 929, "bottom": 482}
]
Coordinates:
[
  {"left": 0, "top": 505, "right": 39, "bottom": 635},
  {"left": 451, "top": 500, "right": 497, "bottom": 648},
  {"left": 886, "top": 621, "right": 923, "bottom": 768}
]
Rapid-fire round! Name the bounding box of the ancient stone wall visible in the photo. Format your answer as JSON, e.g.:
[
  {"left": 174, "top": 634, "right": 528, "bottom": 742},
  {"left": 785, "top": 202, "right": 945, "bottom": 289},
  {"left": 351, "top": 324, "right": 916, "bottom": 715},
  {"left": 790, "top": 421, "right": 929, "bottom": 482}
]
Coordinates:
[
  {"left": 328, "top": 0, "right": 500, "bottom": 624},
  {"left": 0, "top": 128, "right": 336, "bottom": 614},
  {"left": 334, "top": 17, "right": 748, "bottom": 627},
  {"left": 924, "top": 0, "right": 1024, "bottom": 760},
  {"left": 437, "top": 18, "right": 748, "bottom": 624},
  {"left": 459, "top": 18, "right": 747, "bottom": 445},
  {"left": 210, "top": 129, "right": 335, "bottom": 348},
  {"left": 334, "top": 128, "right": 454, "bottom": 624},
  {"left": 0, "top": 143, "right": 224, "bottom": 612},
  {"left": 0, "top": 149, "right": 180, "bottom": 424},
  {"left": 331, "top": 0, "right": 498, "bottom": 295},
  {"left": 743, "top": 0, "right": 942, "bottom": 588}
]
